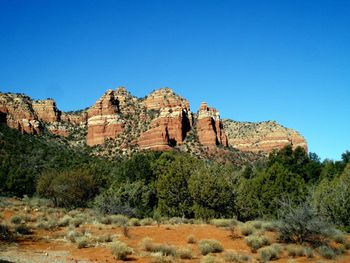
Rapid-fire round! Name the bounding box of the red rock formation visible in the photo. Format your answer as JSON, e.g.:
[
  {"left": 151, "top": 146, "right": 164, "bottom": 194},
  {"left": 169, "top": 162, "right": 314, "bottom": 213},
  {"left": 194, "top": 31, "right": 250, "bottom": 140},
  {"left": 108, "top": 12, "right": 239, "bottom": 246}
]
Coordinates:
[
  {"left": 138, "top": 106, "right": 192, "bottom": 150},
  {"left": 87, "top": 90, "right": 124, "bottom": 146},
  {"left": 142, "top": 88, "right": 190, "bottom": 111},
  {"left": 61, "top": 112, "right": 88, "bottom": 125},
  {"left": 32, "top": 99, "right": 60, "bottom": 122},
  {"left": 223, "top": 120, "right": 307, "bottom": 153},
  {"left": 0, "top": 93, "right": 41, "bottom": 134},
  {"left": 196, "top": 102, "right": 228, "bottom": 147}
]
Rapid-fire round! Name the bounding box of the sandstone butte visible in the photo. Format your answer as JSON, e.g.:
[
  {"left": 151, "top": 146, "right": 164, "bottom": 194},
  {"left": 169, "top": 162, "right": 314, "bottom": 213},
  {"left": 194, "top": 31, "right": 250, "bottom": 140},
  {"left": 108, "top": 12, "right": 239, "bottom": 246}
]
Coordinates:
[{"left": 0, "top": 87, "right": 307, "bottom": 154}]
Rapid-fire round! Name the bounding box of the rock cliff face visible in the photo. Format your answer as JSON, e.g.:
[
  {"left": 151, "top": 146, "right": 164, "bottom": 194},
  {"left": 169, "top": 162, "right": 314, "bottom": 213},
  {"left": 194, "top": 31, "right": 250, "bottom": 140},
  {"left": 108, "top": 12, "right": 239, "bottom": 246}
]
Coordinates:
[
  {"left": 0, "top": 93, "right": 40, "bottom": 134},
  {"left": 0, "top": 88, "right": 308, "bottom": 157},
  {"left": 223, "top": 119, "right": 307, "bottom": 153},
  {"left": 196, "top": 102, "right": 228, "bottom": 147},
  {"left": 86, "top": 90, "right": 124, "bottom": 146},
  {"left": 138, "top": 89, "right": 192, "bottom": 150}
]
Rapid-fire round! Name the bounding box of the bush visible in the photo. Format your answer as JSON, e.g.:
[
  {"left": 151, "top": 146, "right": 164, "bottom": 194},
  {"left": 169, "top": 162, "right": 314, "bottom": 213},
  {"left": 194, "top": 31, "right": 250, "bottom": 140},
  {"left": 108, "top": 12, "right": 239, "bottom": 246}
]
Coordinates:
[
  {"left": 198, "top": 239, "right": 224, "bottom": 255},
  {"left": 139, "top": 237, "right": 177, "bottom": 256},
  {"left": 110, "top": 214, "right": 129, "bottom": 226},
  {"left": 0, "top": 224, "right": 14, "bottom": 242},
  {"left": 240, "top": 224, "right": 255, "bottom": 236},
  {"left": 10, "top": 215, "right": 23, "bottom": 224},
  {"left": 97, "top": 234, "right": 113, "bottom": 243},
  {"left": 258, "top": 244, "right": 281, "bottom": 262},
  {"left": 304, "top": 247, "right": 314, "bottom": 258},
  {"left": 76, "top": 236, "right": 89, "bottom": 249},
  {"left": 245, "top": 235, "right": 270, "bottom": 252},
  {"left": 140, "top": 218, "right": 154, "bottom": 226},
  {"left": 58, "top": 215, "right": 72, "bottom": 227},
  {"left": 129, "top": 218, "right": 141, "bottom": 226},
  {"left": 70, "top": 217, "right": 83, "bottom": 227},
  {"left": 318, "top": 245, "right": 336, "bottom": 259},
  {"left": 15, "top": 224, "right": 32, "bottom": 235},
  {"left": 286, "top": 245, "right": 305, "bottom": 257},
  {"left": 223, "top": 250, "right": 251, "bottom": 262},
  {"left": 111, "top": 241, "right": 133, "bottom": 260},
  {"left": 210, "top": 219, "right": 237, "bottom": 228},
  {"left": 277, "top": 201, "right": 335, "bottom": 245},
  {"left": 200, "top": 255, "right": 223, "bottom": 263},
  {"left": 187, "top": 234, "right": 196, "bottom": 244},
  {"left": 176, "top": 247, "right": 193, "bottom": 259}
]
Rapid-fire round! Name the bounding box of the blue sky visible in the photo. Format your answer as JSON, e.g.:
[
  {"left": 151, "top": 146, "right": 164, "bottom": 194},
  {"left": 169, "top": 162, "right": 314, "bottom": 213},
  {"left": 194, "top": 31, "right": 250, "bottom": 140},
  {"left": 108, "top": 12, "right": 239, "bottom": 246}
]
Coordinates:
[{"left": 0, "top": 0, "right": 349, "bottom": 160}]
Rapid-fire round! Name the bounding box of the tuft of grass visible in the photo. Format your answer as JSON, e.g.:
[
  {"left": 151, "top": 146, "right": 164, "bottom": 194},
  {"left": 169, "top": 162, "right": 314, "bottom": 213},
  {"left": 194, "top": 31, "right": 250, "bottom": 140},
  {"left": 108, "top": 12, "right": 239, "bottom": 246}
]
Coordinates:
[
  {"left": 176, "top": 247, "right": 193, "bottom": 259},
  {"left": 97, "top": 234, "right": 113, "bottom": 243},
  {"left": 198, "top": 239, "right": 224, "bottom": 255},
  {"left": 223, "top": 250, "right": 251, "bottom": 262},
  {"left": 258, "top": 244, "right": 282, "bottom": 262},
  {"left": 111, "top": 241, "right": 133, "bottom": 260},
  {"left": 318, "top": 245, "right": 336, "bottom": 259},
  {"left": 200, "top": 255, "right": 223, "bottom": 263},
  {"left": 187, "top": 234, "right": 196, "bottom": 244},
  {"left": 168, "top": 217, "right": 184, "bottom": 225},
  {"left": 76, "top": 236, "right": 89, "bottom": 249},
  {"left": 251, "top": 221, "right": 262, "bottom": 229},
  {"left": 287, "top": 245, "right": 305, "bottom": 257},
  {"left": 305, "top": 247, "right": 314, "bottom": 258},
  {"left": 139, "top": 237, "right": 177, "bottom": 256},
  {"left": 128, "top": 218, "right": 141, "bottom": 226},
  {"left": 262, "top": 222, "right": 277, "bottom": 232},
  {"left": 240, "top": 224, "right": 255, "bottom": 236},
  {"left": 151, "top": 253, "right": 175, "bottom": 263},
  {"left": 245, "top": 235, "right": 270, "bottom": 252},
  {"left": 58, "top": 215, "right": 72, "bottom": 227},
  {"left": 110, "top": 214, "right": 129, "bottom": 226},
  {"left": 70, "top": 217, "right": 83, "bottom": 227},
  {"left": 67, "top": 230, "right": 80, "bottom": 243},
  {"left": 140, "top": 218, "right": 155, "bottom": 226},
  {"left": 210, "top": 219, "right": 237, "bottom": 228},
  {"left": 333, "top": 234, "right": 346, "bottom": 244}
]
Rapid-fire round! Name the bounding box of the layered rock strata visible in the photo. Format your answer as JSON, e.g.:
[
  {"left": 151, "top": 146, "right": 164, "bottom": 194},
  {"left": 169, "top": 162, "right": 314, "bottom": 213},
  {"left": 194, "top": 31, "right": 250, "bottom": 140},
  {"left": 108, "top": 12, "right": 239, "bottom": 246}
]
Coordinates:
[
  {"left": 196, "top": 102, "right": 228, "bottom": 147},
  {"left": 223, "top": 120, "right": 307, "bottom": 153}
]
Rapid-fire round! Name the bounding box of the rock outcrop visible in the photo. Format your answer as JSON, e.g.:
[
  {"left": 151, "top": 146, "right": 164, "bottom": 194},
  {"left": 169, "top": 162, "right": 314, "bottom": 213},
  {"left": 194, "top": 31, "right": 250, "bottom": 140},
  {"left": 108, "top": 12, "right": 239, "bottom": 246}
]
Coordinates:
[
  {"left": 86, "top": 90, "right": 124, "bottom": 146},
  {"left": 196, "top": 102, "right": 228, "bottom": 147},
  {"left": 138, "top": 89, "right": 192, "bottom": 150},
  {"left": 223, "top": 119, "right": 307, "bottom": 153},
  {"left": 0, "top": 93, "right": 41, "bottom": 134},
  {"left": 32, "top": 99, "right": 60, "bottom": 123}
]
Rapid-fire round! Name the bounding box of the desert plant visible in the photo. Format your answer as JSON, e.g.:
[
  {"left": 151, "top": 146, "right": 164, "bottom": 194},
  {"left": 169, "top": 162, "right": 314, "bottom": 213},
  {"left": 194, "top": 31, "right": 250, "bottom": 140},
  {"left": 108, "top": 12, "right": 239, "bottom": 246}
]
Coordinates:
[
  {"left": 76, "top": 236, "right": 89, "bottom": 249},
  {"left": 245, "top": 235, "right": 270, "bottom": 252},
  {"left": 58, "top": 215, "right": 72, "bottom": 227},
  {"left": 198, "top": 239, "right": 224, "bottom": 255},
  {"left": 333, "top": 233, "right": 346, "bottom": 244},
  {"left": 97, "top": 234, "right": 113, "bottom": 243},
  {"left": 122, "top": 224, "right": 129, "bottom": 237},
  {"left": 187, "top": 234, "right": 196, "bottom": 244},
  {"left": 140, "top": 237, "right": 154, "bottom": 251},
  {"left": 110, "top": 214, "right": 129, "bottom": 226},
  {"left": 66, "top": 230, "right": 80, "bottom": 243},
  {"left": 304, "top": 247, "right": 314, "bottom": 258},
  {"left": 287, "top": 245, "right": 305, "bottom": 257},
  {"left": 240, "top": 224, "right": 255, "bottom": 236},
  {"left": 258, "top": 244, "right": 281, "bottom": 262},
  {"left": 223, "top": 250, "right": 251, "bottom": 262},
  {"left": 176, "top": 247, "right": 193, "bottom": 259},
  {"left": 140, "top": 217, "right": 154, "bottom": 226},
  {"left": 0, "top": 224, "right": 14, "bottom": 242},
  {"left": 128, "top": 218, "right": 141, "bottom": 226},
  {"left": 15, "top": 224, "right": 32, "bottom": 235},
  {"left": 10, "top": 215, "right": 23, "bottom": 224},
  {"left": 318, "top": 245, "right": 336, "bottom": 259},
  {"left": 111, "top": 241, "right": 133, "bottom": 260},
  {"left": 210, "top": 219, "right": 237, "bottom": 228},
  {"left": 70, "top": 217, "right": 83, "bottom": 227},
  {"left": 277, "top": 201, "right": 335, "bottom": 245},
  {"left": 200, "top": 255, "right": 223, "bottom": 263}
]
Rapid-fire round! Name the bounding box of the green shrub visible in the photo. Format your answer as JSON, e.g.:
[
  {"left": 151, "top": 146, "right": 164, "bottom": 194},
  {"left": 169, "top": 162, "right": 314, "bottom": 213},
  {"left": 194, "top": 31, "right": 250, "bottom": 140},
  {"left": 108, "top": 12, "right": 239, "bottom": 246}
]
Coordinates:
[
  {"left": 139, "top": 237, "right": 177, "bottom": 256},
  {"left": 140, "top": 237, "right": 154, "bottom": 251},
  {"left": 129, "top": 218, "right": 141, "bottom": 226},
  {"left": 0, "top": 224, "right": 14, "bottom": 242},
  {"left": 223, "top": 250, "right": 251, "bottom": 262},
  {"left": 245, "top": 235, "right": 270, "bottom": 252},
  {"left": 187, "top": 234, "right": 196, "bottom": 244},
  {"left": 210, "top": 219, "right": 237, "bottom": 228},
  {"left": 287, "top": 245, "right": 305, "bottom": 257},
  {"left": 240, "top": 224, "right": 255, "bottom": 236},
  {"left": 15, "top": 224, "right": 32, "bottom": 235},
  {"left": 318, "top": 245, "right": 336, "bottom": 259},
  {"left": 10, "top": 215, "right": 23, "bottom": 224},
  {"left": 277, "top": 201, "right": 335, "bottom": 245},
  {"left": 258, "top": 244, "right": 281, "bottom": 262},
  {"left": 305, "top": 247, "right": 314, "bottom": 258},
  {"left": 111, "top": 241, "right": 133, "bottom": 260},
  {"left": 70, "top": 217, "right": 83, "bottom": 227},
  {"left": 67, "top": 230, "right": 80, "bottom": 243},
  {"left": 200, "top": 255, "right": 223, "bottom": 263},
  {"left": 76, "top": 236, "right": 89, "bottom": 249},
  {"left": 198, "top": 239, "right": 224, "bottom": 255},
  {"left": 97, "top": 234, "right": 113, "bottom": 243},
  {"left": 168, "top": 217, "right": 184, "bottom": 225},
  {"left": 252, "top": 221, "right": 262, "bottom": 229},
  {"left": 333, "top": 233, "right": 346, "bottom": 244},
  {"left": 110, "top": 214, "right": 129, "bottom": 226},
  {"left": 176, "top": 247, "right": 193, "bottom": 259},
  {"left": 140, "top": 218, "right": 154, "bottom": 226},
  {"left": 58, "top": 215, "right": 72, "bottom": 227}
]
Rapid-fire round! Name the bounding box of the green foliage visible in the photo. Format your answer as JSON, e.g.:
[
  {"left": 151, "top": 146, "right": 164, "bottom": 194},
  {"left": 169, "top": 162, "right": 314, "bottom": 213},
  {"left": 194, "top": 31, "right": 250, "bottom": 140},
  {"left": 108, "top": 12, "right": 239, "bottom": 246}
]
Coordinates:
[
  {"left": 188, "top": 164, "right": 238, "bottom": 219},
  {"left": 37, "top": 169, "right": 98, "bottom": 208},
  {"left": 154, "top": 152, "right": 199, "bottom": 217},
  {"left": 111, "top": 241, "right": 133, "bottom": 260},
  {"left": 314, "top": 164, "right": 350, "bottom": 231},
  {"left": 244, "top": 235, "right": 270, "bottom": 252},
  {"left": 198, "top": 239, "right": 224, "bottom": 255},
  {"left": 93, "top": 180, "right": 155, "bottom": 217},
  {"left": 277, "top": 201, "right": 335, "bottom": 245}
]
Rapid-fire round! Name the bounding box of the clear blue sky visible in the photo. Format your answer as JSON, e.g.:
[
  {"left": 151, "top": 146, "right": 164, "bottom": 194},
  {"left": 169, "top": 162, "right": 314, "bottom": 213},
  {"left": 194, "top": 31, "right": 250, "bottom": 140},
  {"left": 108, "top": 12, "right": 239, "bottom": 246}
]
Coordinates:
[{"left": 0, "top": 0, "right": 349, "bottom": 160}]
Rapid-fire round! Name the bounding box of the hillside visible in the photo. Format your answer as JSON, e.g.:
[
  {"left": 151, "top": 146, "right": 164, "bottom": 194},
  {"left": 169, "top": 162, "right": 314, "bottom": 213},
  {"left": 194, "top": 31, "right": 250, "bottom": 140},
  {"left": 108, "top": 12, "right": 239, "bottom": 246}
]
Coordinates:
[{"left": 0, "top": 87, "right": 307, "bottom": 162}]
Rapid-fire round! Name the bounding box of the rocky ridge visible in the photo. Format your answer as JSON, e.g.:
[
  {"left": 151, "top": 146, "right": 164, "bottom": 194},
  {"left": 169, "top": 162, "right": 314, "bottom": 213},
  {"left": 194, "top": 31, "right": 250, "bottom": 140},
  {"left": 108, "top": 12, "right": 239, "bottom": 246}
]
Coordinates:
[{"left": 0, "top": 88, "right": 307, "bottom": 159}]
